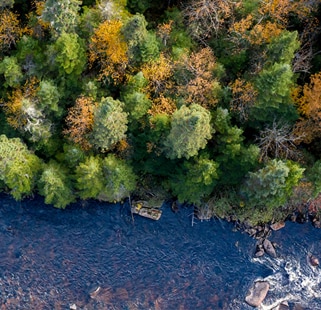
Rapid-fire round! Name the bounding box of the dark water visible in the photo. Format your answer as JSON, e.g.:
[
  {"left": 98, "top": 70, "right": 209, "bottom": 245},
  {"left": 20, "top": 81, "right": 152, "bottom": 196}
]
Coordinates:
[{"left": 0, "top": 194, "right": 321, "bottom": 309}]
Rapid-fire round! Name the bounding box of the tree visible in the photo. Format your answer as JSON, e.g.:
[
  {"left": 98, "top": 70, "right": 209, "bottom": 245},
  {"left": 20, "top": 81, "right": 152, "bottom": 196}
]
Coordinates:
[
  {"left": 40, "top": 0, "right": 81, "bottom": 37},
  {"left": 164, "top": 104, "right": 213, "bottom": 159},
  {"left": 75, "top": 155, "right": 104, "bottom": 200},
  {"left": 252, "top": 63, "right": 297, "bottom": 123},
  {"left": 257, "top": 120, "right": 303, "bottom": 161},
  {"left": 0, "top": 56, "right": 23, "bottom": 88},
  {"left": 212, "top": 108, "right": 260, "bottom": 185},
  {"left": 3, "top": 78, "right": 55, "bottom": 143},
  {"left": 48, "top": 32, "right": 86, "bottom": 76},
  {"left": 122, "top": 14, "right": 160, "bottom": 65},
  {"left": 89, "top": 19, "right": 128, "bottom": 83},
  {"left": 38, "top": 160, "right": 75, "bottom": 209},
  {"left": 0, "top": 135, "right": 43, "bottom": 200},
  {"left": 98, "top": 154, "right": 137, "bottom": 202},
  {"left": 293, "top": 72, "right": 321, "bottom": 143},
  {"left": 90, "top": 97, "right": 128, "bottom": 152},
  {"left": 168, "top": 156, "right": 219, "bottom": 204},
  {"left": 64, "top": 96, "right": 96, "bottom": 150},
  {"left": 242, "top": 159, "right": 304, "bottom": 209},
  {"left": 174, "top": 47, "right": 222, "bottom": 108},
  {"left": 0, "top": 9, "right": 22, "bottom": 53},
  {"left": 183, "top": 0, "right": 235, "bottom": 40},
  {"left": 0, "top": 0, "right": 14, "bottom": 9}
]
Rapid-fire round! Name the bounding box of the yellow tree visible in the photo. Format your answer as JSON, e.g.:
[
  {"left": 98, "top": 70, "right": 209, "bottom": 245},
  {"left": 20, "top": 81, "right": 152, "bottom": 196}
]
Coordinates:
[
  {"left": 89, "top": 20, "right": 128, "bottom": 83},
  {"left": 63, "top": 96, "right": 96, "bottom": 150},
  {"left": 0, "top": 9, "right": 22, "bottom": 52},
  {"left": 293, "top": 72, "right": 321, "bottom": 143}
]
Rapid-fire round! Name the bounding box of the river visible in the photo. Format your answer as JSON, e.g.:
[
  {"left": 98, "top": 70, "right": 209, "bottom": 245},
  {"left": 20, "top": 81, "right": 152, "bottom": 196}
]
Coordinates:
[{"left": 0, "top": 193, "right": 320, "bottom": 309}]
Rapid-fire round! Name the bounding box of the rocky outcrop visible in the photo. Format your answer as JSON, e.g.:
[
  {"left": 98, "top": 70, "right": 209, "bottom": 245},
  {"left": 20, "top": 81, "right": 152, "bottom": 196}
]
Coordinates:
[
  {"left": 245, "top": 281, "right": 270, "bottom": 307},
  {"left": 308, "top": 254, "right": 319, "bottom": 267},
  {"left": 272, "top": 301, "right": 289, "bottom": 310}
]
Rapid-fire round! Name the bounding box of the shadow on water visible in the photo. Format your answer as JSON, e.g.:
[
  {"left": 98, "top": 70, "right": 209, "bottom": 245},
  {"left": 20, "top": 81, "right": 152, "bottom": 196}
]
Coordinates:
[{"left": 0, "top": 193, "right": 320, "bottom": 309}]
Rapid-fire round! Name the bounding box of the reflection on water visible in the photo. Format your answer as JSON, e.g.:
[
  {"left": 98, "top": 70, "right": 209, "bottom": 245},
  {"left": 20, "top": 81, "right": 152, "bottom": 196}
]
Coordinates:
[{"left": 0, "top": 194, "right": 320, "bottom": 309}]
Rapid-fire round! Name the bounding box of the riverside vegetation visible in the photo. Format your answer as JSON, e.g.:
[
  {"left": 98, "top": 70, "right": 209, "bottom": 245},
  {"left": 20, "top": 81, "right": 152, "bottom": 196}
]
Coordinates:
[{"left": 1, "top": 0, "right": 321, "bottom": 225}]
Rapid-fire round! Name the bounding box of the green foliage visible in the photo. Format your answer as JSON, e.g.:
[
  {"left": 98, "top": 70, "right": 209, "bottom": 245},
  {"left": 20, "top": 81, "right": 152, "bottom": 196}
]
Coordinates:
[
  {"left": 38, "top": 160, "right": 75, "bottom": 209},
  {"left": 306, "top": 161, "right": 321, "bottom": 198},
  {"left": 266, "top": 30, "right": 300, "bottom": 65},
  {"left": 122, "top": 14, "right": 159, "bottom": 64},
  {"left": 168, "top": 156, "right": 219, "bottom": 205},
  {"left": 121, "top": 72, "right": 151, "bottom": 121},
  {"left": 41, "top": 0, "right": 82, "bottom": 37},
  {"left": 252, "top": 63, "right": 297, "bottom": 123},
  {"left": 55, "top": 144, "right": 85, "bottom": 169},
  {"left": 0, "top": 56, "right": 23, "bottom": 88},
  {"left": 213, "top": 108, "right": 260, "bottom": 184},
  {"left": 0, "top": 135, "right": 43, "bottom": 200},
  {"left": 16, "top": 35, "right": 45, "bottom": 77},
  {"left": 90, "top": 97, "right": 128, "bottom": 152},
  {"left": 75, "top": 155, "right": 104, "bottom": 199},
  {"left": 164, "top": 104, "right": 213, "bottom": 159},
  {"left": 242, "top": 159, "right": 304, "bottom": 209},
  {"left": 37, "top": 79, "right": 61, "bottom": 115},
  {"left": 98, "top": 154, "right": 137, "bottom": 202},
  {"left": 49, "top": 32, "right": 86, "bottom": 76}
]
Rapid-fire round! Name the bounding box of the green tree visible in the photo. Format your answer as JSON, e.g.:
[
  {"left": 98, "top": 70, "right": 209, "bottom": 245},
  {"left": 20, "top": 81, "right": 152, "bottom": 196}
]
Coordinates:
[
  {"left": 121, "top": 72, "right": 151, "bottom": 121},
  {"left": 242, "top": 159, "right": 304, "bottom": 209},
  {"left": 90, "top": 97, "right": 128, "bottom": 152},
  {"left": 47, "top": 32, "right": 86, "bottom": 76},
  {"left": 164, "top": 104, "right": 213, "bottom": 159},
  {"left": 212, "top": 108, "right": 260, "bottom": 185},
  {"left": 168, "top": 156, "right": 219, "bottom": 204},
  {"left": 37, "top": 79, "right": 61, "bottom": 115},
  {"left": 0, "top": 56, "right": 23, "bottom": 88},
  {"left": 38, "top": 161, "right": 75, "bottom": 209},
  {"left": 98, "top": 154, "right": 137, "bottom": 202},
  {"left": 0, "top": 135, "right": 43, "bottom": 200},
  {"left": 122, "top": 14, "right": 160, "bottom": 64},
  {"left": 75, "top": 155, "right": 104, "bottom": 200},
  {"left": 252, "top": 63, "right": 297, "bottom": 123}
]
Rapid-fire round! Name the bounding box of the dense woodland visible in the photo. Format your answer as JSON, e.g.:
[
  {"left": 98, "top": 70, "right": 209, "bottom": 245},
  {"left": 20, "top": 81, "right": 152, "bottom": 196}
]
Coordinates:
[{"left": 1, "top": 0, "right": 321, "bottom": 224}]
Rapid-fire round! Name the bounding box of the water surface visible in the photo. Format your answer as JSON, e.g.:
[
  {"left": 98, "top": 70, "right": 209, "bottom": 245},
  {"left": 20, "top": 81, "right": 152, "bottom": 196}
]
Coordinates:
[{"left": 0, "top": 194, "right": 320, "bottom": 309}]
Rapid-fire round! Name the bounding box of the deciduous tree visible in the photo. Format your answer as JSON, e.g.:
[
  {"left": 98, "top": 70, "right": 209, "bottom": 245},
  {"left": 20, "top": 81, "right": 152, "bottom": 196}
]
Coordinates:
[{"left": 89, "top": 19, "right": 128, "bottom": 83}]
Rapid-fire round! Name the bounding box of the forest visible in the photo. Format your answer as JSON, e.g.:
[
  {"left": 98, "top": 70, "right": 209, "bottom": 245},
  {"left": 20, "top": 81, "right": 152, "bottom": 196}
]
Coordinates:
[{"left": 0, "top": 0, "right": 321, "bottom": 225}]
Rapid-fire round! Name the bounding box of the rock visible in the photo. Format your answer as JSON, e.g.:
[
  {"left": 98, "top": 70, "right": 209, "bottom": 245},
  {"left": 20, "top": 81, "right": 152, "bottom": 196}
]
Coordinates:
[
  {"left": 263, "top": 239, "right": 277, "bottom": 258},
  {"left": 88, "top": 285, "right": 101, "bottom": 299},
  {"left": 270, "top": 221, "right": 285, "bottom": 231},
  {"left": 272, "top": 301, "right": 289, "bottom": 310},
  {"left": 313, "top": 220, "right": 321, "bottom": 228},
  {"left": 293, "top": 304, "right": 306, "bottom": 310},
  {"left": 308, "top": 254, "right": 319, "bottom": 267},
  {"left": 254, "top": 244, "right": 265, "bottom": 257},
  {"left": 245, "top": 281, "right": 270, "bottom": 307},
  {"left": 70, "top": 304, "right": 77, "bottom": 310}
]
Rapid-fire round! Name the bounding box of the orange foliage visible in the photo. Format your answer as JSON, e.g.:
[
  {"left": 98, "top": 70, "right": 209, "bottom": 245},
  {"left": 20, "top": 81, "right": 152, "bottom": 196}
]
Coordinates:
[
  {"left": 4, "top": 77, "right": 39, "bottom": 130},
  {"left": 89, "top": 20, "right": 128, "bottom": 83},
  {"left": 0, "top": 10, "right": 23, "bottom": 52},
  {"left": 175, "top": 47, "right": 219, "bottom": 108},
  {"left": 229, "top": 78, "right": 257, "bottom": 121},
  {"left": 148, "top": 95, "right": 176, "bottom": 117},
  {"left": 141, "top": 53, "right": 173, "bottom": 96},
  {"left": 63, "top": 96, "right": 96, "bottom": 150},
  {"left": 157, "top": 20, "right": 173, "bottom": 47},
  {"left": 293, "top": 72, "right": 321, "bottom": 143}
]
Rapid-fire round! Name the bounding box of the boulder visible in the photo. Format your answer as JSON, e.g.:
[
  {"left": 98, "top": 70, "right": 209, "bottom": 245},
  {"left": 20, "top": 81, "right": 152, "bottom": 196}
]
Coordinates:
[
  {"left": 70, "top": 304, "right": 77, "bottom": 310},
  {"left": 270, "top": 221, "right": 285, "bottom": 231},
  {"left": 245, "top": 281, "right": 269, "bottom": 307},
  {"left": 263, "top": 239, "right": 277, "bottom": 258},
  {"left": 308, "top": 254, "right": 319, "bottom": 267}
]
